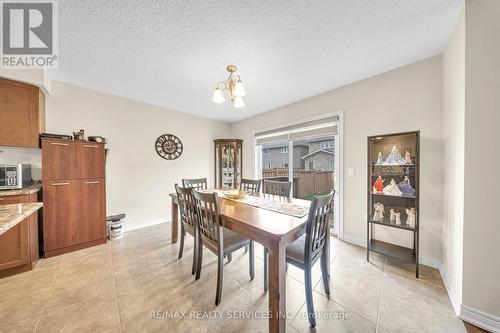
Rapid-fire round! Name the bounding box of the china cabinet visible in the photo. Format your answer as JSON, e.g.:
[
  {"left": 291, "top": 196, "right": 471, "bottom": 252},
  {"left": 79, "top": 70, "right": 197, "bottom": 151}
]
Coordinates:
[
  {"left": 367, "top": 131, "right": 420, "bottom": 277},
  {"left": 214, "top": 139, "right": 242, "bottom": 189}
]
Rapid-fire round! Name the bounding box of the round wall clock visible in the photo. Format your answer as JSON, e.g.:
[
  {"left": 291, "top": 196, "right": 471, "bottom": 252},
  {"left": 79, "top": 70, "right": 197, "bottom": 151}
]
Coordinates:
[{"left": 155, "top": 134, "right": 183, "bottom": 160}]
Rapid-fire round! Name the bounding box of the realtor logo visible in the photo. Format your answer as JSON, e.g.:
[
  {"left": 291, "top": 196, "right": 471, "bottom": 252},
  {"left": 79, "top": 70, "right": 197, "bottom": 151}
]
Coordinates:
[{"left": 1, "top": 1, "right": 58, "bottom": 68}]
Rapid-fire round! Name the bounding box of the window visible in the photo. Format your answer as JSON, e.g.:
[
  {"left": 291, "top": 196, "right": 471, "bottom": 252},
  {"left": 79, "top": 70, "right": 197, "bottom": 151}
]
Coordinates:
[
  {"left": 283, "top": 163, "right": 288, "bottom": 168},
  {"left": 280, "top": 147, "right": 288, "bottom": 153},
  {"left": 264, "top": 149, "right": 270, "bottom": 154},
  {"left": 320, "top": 141, "right": 333, "bottom": 149},
  {"left": 327, "top": 160, "right": 334, "bottom": 170},
  {"left": 265, "top": 163, "right": 272, "bottom": 169},
  {"left": 308, "top": 161, "right": 314, "bottom": 170}
]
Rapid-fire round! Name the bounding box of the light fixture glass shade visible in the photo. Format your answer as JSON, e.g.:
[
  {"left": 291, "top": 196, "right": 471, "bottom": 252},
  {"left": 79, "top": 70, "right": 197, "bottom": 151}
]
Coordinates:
[
  {"left": 234, "top": 81, "right": 246, "bottom": 97},
  {"left": 212, "top": 88, "right": 225, "bottom": 103},
  {"left": 233, "top": 96, "right": 245, "bottom": 108}
]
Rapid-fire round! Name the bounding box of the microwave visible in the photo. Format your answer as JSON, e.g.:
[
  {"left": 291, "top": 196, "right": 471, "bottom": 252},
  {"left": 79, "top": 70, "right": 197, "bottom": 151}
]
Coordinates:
[{"left": 0, "top": 164, "right": 32, "bottom": 190}]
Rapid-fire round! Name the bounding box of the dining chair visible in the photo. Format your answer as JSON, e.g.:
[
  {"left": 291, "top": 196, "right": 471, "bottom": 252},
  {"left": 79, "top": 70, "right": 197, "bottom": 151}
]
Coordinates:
[
  {"left": 192, "top": 190, "right": 255, "bottom": 306},
  {"left": 182, "top": 178, "right": 208, "bottom": 191},
  {"left": 262, "top": 179, "right": 292, "bottom": 285},
  {"left": 264, "top": 190, "right": 335, "bottom": 328},
  {"left": 240, "top": 178, "right": 261, "bottom": 193},
  {"left": 262, "top": 179, "right": 291, "bottom": 197},
  {"left": 174, "top": 184, "right": 198, "bottom": 275}
]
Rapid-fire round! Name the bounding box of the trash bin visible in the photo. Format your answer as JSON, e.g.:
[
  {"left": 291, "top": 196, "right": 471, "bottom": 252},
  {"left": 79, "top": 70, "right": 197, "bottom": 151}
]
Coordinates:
[{"left": 106, "top": 213, "right": 125, "bottom": 240}]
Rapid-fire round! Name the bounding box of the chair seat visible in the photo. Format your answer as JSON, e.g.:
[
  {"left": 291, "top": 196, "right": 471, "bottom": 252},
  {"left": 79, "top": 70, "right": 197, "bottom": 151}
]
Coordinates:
[
  {"left": 286, "top": 235, "right": 306, "bottom": 265},
  {"left": 223, "top": 228, "right": 250, "bottom": 253}
]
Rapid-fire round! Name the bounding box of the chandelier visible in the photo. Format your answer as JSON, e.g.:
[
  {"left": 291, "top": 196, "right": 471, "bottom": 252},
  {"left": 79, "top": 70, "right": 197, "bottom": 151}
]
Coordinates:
[{"left": 212, "top": 65, "right": 246, "bottom": 108}]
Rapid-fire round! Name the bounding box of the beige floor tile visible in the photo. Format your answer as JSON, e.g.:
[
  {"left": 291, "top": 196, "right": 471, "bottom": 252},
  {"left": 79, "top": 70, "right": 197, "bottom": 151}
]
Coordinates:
[{"left": 290, "top": 290, "right": 377, "bottom": 333}]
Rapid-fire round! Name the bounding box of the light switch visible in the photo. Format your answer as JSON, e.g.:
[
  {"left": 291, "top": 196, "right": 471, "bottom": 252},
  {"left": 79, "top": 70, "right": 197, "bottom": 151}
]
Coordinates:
[{"left": 348, "top": 168, "right": 355, "bottom": 176}]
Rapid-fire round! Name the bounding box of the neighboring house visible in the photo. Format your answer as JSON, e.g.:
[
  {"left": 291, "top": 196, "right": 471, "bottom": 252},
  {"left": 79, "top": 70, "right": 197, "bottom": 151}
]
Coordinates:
[
  {"left": 262, "top": 138, "right": 334, "bottom": 170},
  {"left": 262, "top": 143, "right": 308, "bottom": 169}
]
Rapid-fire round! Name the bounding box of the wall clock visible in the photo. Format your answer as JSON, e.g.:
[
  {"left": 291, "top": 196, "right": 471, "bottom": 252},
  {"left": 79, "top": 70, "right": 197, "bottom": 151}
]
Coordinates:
[{"left": 155, "top": 134, "right": 183, "bottom": 160}]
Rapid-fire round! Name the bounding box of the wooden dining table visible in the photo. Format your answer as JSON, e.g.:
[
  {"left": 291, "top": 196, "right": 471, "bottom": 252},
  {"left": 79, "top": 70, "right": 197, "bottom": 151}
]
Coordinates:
[{"left": 169, "top": 190, "right": 331, "bottom": 333}]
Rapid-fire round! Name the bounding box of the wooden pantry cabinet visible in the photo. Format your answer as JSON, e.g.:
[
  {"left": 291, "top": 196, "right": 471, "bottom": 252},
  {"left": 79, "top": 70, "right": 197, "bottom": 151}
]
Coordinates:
[
  {"left": 0, "top": 78, "right": 45, "bottom": 148},
  {"left": 42, "top": 139, "right": 107, "bottom": 257}
]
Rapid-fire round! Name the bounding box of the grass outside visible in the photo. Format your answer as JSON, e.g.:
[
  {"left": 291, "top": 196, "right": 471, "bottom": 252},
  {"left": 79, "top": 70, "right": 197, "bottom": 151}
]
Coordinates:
[{"left": 300, "top": 191, "right": 331, "bottom": 201}]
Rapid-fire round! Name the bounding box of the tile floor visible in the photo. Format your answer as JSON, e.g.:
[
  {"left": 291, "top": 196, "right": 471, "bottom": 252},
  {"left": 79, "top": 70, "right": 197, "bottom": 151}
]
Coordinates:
[{"left": 0, "top": 223, "right": 466, "bottom": 333}]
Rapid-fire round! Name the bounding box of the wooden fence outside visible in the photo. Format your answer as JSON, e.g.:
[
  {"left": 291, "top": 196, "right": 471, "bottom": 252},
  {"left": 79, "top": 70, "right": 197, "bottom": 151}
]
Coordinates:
[{"left": 262, "top": 168, "right": 334, "bottom": 198}]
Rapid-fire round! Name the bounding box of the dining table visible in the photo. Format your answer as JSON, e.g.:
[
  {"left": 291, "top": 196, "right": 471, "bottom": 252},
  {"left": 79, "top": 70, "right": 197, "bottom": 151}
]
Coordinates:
[{"left": 169, "top": 190, "right": 331, "bottom": 333}]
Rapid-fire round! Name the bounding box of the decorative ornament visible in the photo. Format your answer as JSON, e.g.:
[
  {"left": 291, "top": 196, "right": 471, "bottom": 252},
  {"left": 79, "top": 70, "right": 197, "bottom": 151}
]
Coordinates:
[
  {"left": 373, "top": 176, "right": 385, "bottom": 193},
  {"left": 376, "top": 152, "right": 385, "bottom": 165},
  {"left": 398, "top": 176, "right": 416, "bottom": 196},
  {"left": 373, "top": 203, "right": 385, "bottom": 221},
  {"left": 404, "top": 150, "right": 413, "bottom": 164},
  {"left": 155, "top": 134, "right": 183, "bottom": 160},
  {"left": 395, "top": 212, "right": 402, "bottom": 225},
  {"left": 406, "top": 208, "right": 416, "bottom": 228},
  {"left": 383, "top": 179, "right": 402, "bottom": 196},
  {"left": 385, "top": 146, "right": 405, "bottom": 165},
  {"left": 390, "top": 209, "right": 396, "bottom": 221}
]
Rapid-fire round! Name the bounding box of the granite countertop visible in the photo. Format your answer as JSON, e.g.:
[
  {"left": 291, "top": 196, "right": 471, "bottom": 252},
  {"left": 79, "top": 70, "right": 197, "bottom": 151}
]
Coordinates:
[
  {"left": 0, "top": 203, "right": 43, "bottom": 236},
  {"left": 0, "top": 184, "right": 42, "bottom": 197}
]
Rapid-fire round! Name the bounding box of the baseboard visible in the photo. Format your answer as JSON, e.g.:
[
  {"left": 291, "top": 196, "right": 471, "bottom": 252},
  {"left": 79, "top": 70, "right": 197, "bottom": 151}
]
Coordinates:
[
  {"left": 124, "top": 219, "right": 169, "bottom": 232},
  {"left": 342, "top": 234, "right": 440, "bottom": 269},
  {"left": 437, "top": 262, "right": 461, "bottom": 315},
  {"left": 460, "top": 304, "right": 500, "bottom": 333}
]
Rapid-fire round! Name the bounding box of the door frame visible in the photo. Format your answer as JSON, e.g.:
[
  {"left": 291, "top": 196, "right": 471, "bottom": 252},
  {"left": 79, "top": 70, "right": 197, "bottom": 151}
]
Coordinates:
[{"left": 253, "top": 110, "right": 345, "bottom": 240}]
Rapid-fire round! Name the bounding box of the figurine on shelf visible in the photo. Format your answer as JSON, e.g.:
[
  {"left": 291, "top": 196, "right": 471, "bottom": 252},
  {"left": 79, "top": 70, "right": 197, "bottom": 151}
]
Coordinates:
[
  {"left": 383, "top": 179, "right": 402, "bottom": 196},
  {"left": 385, "top": 146, "right": 405, "bottom": 165},
  {"left": 373, "top": 203, "right": 385, "bottom": 221},
  {"left": 390, "top": 209, "right": 396, "bottom": 221},
  {"left": 398, "top": 176, "right": 416, "bottom": 196},
  {"left": 373, "top": 175, "right": 385, "bottom": 193},
  {"left": 376, "top": 152, "right": 385, "bottom": 165},
  {"left": 406, "top": 208, "right": 416, "bottom": 228},
  {"left": 404, "top": 150, "right": 413, "bottom": 164},
  {"left": 395, "top": 212, "right": 402, "bottom": 225}
]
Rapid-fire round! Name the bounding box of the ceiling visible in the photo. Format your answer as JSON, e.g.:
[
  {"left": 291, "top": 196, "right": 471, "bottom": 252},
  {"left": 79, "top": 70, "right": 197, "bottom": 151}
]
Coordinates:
[{"left": 50, "top": 0, "right": 463, "bottom": 123}]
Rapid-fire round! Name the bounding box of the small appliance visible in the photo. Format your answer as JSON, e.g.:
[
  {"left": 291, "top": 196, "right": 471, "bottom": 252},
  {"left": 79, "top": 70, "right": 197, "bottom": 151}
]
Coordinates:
[{"left": 0, "top": 164, "right": 32, "bottom": 190}]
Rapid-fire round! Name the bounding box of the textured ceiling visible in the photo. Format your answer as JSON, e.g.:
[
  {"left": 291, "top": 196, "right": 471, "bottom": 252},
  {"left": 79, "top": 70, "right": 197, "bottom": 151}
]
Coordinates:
[{"left": 50, "top": 0, "right": 463, "bottom": 122}]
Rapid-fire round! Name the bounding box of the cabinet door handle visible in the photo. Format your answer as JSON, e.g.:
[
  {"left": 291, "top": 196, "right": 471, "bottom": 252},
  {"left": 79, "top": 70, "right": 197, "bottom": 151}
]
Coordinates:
[
  {"left": 0, "top": 198, "right": 3, "bottom": 201},
  {"left": 52, "top": 182, "right": 69, "bottom": 186},
  {"left": 84, "top": 181, "right": 99, "bottom": 184},
  {"left": 51, "top": 142, "right": 69, "bottom": 146},
  {"left": 84, "top": 145, "right": 98, "bottom": 148}
]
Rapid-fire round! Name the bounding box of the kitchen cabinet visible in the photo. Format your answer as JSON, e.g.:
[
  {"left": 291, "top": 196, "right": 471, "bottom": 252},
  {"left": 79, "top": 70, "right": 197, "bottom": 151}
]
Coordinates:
[
  {"left": 76, "top": 142, "right": 105, "bottom": 179},
  {"left": 42, "top": 180, "right": 78, "bottom": 252},
  {"left": 0, "top": 78, "right": 45, "bottom": 148},
  {"left": 42, "top": 139, "right": 107, "bottom": 257},
  {"left": 77, "top": 179, "right": 106, "bottom": 243}
]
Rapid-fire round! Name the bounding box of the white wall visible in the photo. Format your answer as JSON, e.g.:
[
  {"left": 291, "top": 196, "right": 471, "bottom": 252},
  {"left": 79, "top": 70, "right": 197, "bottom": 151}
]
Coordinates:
[
  {"left": 231, "top": 56, "right": 444, "bottom": 262},
  {"left": 462, "top": 0, "right": 500, "bottom": 319},
  {"left": 442, "top": 6, "right": 465, "bottom": 314},
  {"left": 46, "top": 80, "right": 230, "bottom": 231}
]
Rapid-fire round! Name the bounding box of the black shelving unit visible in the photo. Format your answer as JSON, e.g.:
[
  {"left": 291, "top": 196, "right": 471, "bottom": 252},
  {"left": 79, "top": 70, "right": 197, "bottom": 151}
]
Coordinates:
[{"left": 367, "top": 131, "right": 420, "bottom": 277}]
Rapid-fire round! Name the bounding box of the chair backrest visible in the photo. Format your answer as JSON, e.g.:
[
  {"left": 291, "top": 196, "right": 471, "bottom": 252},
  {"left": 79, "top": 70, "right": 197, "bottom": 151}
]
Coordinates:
[
  {"left": 174, "top": 184, "right": 196, "bottom": 229},
  {"left": 240, "top": 178, "right": 261, "bottom": 193},
  {"left": 192, "top": 190, "right": 222, "bottom": 247},
  {"left": 263, "top": 180, "right": 291, "bottom": 197},
  {"left": 182, "top": 178, "right": 207, "bottom": 191},
  {"left": 304, "top": 190, "right": 335, "bottom": 262}
]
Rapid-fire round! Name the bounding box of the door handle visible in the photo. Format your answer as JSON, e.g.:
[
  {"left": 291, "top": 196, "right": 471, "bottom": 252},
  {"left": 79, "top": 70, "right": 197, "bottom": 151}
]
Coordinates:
[
  {"left": 84, "top": 181, "right": 99, "bottom": 184},
  {"left": 84, "top": 145, "right": 99, "bottom": 148},
  {"left": 51, "top": 142, "right": 69, "bottom": 146},
  {"left": 52, "top": 182, "right": 69, "bottom": 186}
]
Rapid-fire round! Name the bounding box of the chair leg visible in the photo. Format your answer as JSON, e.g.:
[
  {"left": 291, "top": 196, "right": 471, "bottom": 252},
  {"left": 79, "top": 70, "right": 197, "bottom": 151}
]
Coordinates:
[
  {"left": 304, "top": 265, "right": 316, "bottom": 328},
  {"left": 195, "top": 242, "right": 203, "bottom": 280},
  {"left": 215, "top": 252, "right": 224, "bottom": 306},
  {"left": 320, "top": 253, "right": 330, "bottom": 297},
  {"left": 178, "top": 225, "right": 185, "bottom": 260},
  {"left": 249, "top": 241, "right": 255, "bottom": 280},
  {"left": 263, "top": 247, "right": 268, "bottom": 292},
  {"left": 191, "top": 231, "right": 198, "bottom": 275},
  {"left": 244, "top": 245, "right": 248, "bottom": 253}
]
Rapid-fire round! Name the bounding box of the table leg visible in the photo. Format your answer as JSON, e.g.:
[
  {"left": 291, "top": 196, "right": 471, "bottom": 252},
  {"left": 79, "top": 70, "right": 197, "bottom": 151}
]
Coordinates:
[
  {"left": 268, "top": 241, "right": 287, "bottom": 333},
  {"left": 171, "top": 198, "right": 178, "bottom": 244}
]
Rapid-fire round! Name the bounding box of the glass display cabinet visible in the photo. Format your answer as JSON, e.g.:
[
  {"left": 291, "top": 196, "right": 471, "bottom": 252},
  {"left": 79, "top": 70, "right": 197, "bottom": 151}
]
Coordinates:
[
  {"left": 367, "top": 131, "right": 420, "bottom": 277},
  {"left": 214, "top": 139, "right": 242, "bottom": 189}
]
